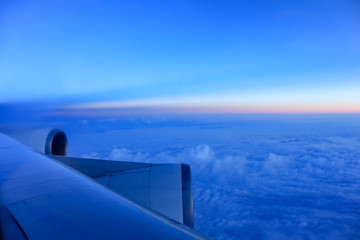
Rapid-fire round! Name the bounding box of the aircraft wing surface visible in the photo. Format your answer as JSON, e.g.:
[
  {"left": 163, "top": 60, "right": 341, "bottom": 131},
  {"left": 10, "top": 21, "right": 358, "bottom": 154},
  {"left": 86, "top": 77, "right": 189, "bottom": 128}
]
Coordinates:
[{"left": 0, "top": 133, "right": 211, "bottom": 239}]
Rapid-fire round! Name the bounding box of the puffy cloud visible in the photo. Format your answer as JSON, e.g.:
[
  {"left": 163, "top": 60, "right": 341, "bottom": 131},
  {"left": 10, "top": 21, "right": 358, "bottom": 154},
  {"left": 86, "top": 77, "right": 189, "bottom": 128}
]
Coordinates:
[
  {"left": 109, "top": 148, "right": 148, "bottom": 162},
  {"left": 69, "top": 119, "right": 360, "bottom": 240},
  {"left": 80, "top": 152, "right": 100, "bottom": 159}
]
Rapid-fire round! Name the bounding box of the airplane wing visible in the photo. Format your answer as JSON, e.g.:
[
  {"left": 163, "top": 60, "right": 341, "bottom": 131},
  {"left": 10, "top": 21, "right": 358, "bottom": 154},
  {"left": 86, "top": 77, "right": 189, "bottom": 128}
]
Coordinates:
[{"left": 0, "top": 129, "right": 212, "bottom": 239}]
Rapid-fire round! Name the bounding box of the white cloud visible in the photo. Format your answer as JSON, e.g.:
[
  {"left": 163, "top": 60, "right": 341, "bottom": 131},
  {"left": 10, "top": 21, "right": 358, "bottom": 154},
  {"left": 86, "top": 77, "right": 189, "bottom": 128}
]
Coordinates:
[{"left": 72, "top": 121, "right": 360, "bottom": 240}]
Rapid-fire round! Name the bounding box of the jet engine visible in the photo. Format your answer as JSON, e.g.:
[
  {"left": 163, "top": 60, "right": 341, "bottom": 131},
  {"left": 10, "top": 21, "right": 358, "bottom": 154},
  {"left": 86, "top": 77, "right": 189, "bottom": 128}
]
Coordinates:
[{"left": 2, "top": 128, "right": 68, "bottom": 156}]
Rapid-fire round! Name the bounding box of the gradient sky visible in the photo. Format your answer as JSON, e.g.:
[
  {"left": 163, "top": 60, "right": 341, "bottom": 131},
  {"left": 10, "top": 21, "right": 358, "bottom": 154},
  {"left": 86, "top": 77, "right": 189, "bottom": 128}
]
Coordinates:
[{"left": 1, "top": 0, "right": 359, "bottom": 112}]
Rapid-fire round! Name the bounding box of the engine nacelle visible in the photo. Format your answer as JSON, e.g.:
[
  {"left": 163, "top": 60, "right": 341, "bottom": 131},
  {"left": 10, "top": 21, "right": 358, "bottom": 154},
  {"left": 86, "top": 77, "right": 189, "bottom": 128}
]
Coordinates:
[{"left": 3, "top": 128, "right": 68, "bottom": 156}]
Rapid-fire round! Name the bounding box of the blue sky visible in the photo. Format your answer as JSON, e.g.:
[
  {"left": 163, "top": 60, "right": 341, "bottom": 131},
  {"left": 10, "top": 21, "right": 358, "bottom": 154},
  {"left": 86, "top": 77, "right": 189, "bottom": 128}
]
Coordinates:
[{"left": 1, "top": 0, "right": 359, "bottom": 112}]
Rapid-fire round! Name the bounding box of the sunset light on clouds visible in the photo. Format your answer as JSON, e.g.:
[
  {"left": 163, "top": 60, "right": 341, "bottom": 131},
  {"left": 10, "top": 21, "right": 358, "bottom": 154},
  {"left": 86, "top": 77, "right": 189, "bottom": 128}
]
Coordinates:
[{"left": 61, "top": 82, "right": 360, "bottom": 114}]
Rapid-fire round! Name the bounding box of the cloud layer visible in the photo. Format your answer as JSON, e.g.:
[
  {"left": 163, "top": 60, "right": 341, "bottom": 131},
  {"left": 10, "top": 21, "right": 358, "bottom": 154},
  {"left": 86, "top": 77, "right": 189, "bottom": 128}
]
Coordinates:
[{"left": 71, "top": 116, "right": 360, "bottom": 239}]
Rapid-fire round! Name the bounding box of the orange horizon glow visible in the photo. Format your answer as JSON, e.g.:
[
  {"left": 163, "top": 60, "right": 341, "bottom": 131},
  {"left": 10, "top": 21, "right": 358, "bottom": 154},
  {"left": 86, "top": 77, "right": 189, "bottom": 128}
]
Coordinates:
[{"left": 54, "top": 100, "right": 360, "bottom": 116}]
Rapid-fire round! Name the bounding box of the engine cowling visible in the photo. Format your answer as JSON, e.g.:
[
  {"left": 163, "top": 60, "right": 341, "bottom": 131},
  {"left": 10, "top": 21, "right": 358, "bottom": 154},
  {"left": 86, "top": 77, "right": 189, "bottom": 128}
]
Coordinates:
[{"left": 3, "top": 128, "right": 68, "bottom": 156}]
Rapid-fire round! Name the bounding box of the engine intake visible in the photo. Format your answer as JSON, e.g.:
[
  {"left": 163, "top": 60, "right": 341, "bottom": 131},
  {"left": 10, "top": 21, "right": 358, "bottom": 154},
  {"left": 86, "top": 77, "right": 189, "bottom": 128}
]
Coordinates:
[{"left": 46, "top": 129, "right": 68, "bottom": 156}]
